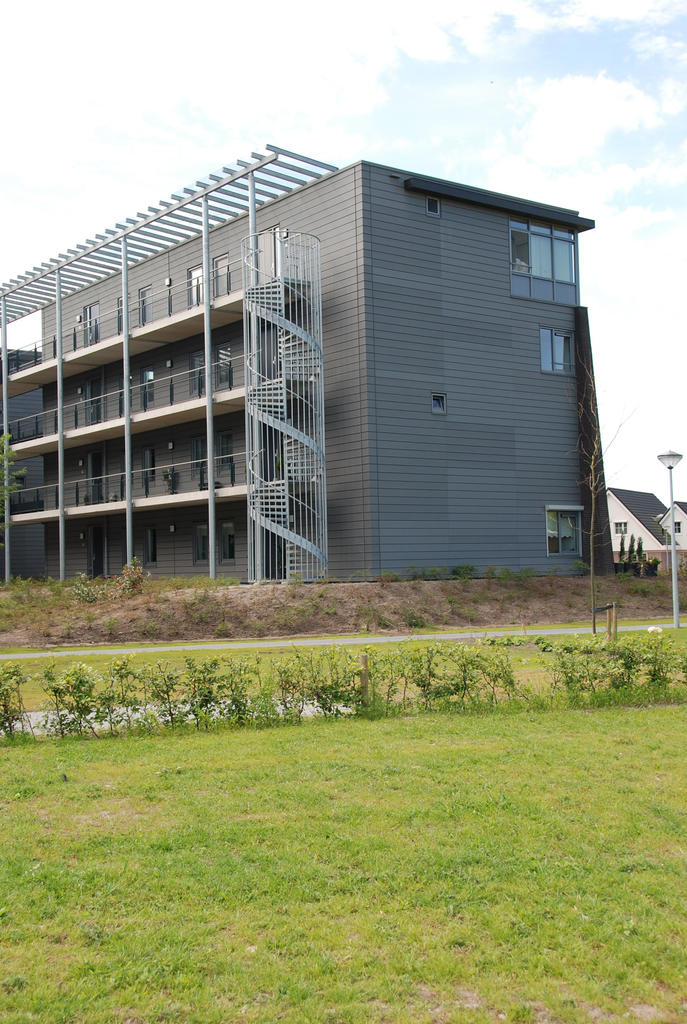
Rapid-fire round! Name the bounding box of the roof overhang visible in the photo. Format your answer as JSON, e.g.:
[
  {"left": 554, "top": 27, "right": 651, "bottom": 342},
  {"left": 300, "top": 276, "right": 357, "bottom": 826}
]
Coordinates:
[
  {"left": 0, "top": 145, "right": 337, "bottom": 324},
  {"left": 404, "top": 175, "right": 595, "bottom": 232}
]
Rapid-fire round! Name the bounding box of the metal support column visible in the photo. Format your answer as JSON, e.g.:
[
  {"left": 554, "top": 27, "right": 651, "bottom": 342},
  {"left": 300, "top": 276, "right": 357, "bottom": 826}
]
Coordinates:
[
  {"left": 1, "top": 296, "right": 9, "bottom": 581},
  {"left": 55, "top": 271, "right": 66, "bottom": 580},
  {"left": 121, "top": 239, "right": 134, "bottom": 564},
  {"left": 202, "top": 196, "right": 216, "bottom": 578},
  {"left": 246, "top": 171, "right": 262, "bottom": 579}
]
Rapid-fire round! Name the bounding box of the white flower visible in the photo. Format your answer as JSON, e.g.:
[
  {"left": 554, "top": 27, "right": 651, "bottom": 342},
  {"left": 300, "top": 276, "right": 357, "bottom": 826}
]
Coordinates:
[{"left": 647, "top": 626, "right": 663, "bottom": 633}]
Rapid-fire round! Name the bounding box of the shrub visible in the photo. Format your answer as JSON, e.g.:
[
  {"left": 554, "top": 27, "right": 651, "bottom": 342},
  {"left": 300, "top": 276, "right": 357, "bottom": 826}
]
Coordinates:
[
  {"left": 42, "top": 662, "right": 99, "bottom": 737},
  {"left": 450, "top": 564, "right": 476, "bottom": 581},
  {"left": 0, "top": 662, "right": 30, "bottom": 736},
  {"left": 113, "top": 557, "right": 148, "bottom": 597}
]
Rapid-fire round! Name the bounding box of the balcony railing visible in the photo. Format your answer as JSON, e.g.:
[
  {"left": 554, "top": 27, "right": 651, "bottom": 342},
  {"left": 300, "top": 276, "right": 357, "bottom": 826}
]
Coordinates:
[
  {"left": 5, "top": 259, "right": 243, "bottom": 376},
  {"left": 8, "top": 357, "right": 244, "bottom": 444},
  {"left": 9, "top": 454, "right": 246, "bottom": 515}
]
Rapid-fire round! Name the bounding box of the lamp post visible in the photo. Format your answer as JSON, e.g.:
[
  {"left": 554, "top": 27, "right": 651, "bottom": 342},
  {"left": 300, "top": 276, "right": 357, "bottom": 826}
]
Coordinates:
[{"left": 658, "top": 451, "right": 683, "bottom": 629}]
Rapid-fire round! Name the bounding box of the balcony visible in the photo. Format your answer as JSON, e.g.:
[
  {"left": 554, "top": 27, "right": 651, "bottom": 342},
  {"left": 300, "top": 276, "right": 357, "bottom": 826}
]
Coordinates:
[
  {"left": 7, "top": 265, "right": 244, "bottom": 397},
  {"left": 10, "top": 358, "right": 245, "bottom": 457},
  {"left": 9, "top": 455, "right": 247, "bottom": 524}
]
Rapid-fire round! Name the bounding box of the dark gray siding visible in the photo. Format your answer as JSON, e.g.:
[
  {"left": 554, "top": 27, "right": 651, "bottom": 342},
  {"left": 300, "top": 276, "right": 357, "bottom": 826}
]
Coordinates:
[
  {"left": 361, "top": 163, "right": 582, "bottom": 574},
  {"left": 3, "top": 387, "right": 45, "bottom": 578}
]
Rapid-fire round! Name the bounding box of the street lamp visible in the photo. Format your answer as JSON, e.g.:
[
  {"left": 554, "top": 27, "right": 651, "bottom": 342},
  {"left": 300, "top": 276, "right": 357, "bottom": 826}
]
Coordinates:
[{"left": 658, "top": 450, "right": 683, "bottom": 629}]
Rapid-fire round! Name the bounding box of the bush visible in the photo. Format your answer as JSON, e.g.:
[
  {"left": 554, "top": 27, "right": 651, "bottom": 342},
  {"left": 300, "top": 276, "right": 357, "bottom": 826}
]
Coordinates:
[
  {"left": 450, "top": 564, "right": 476, "bottom": 580},
  {"left": 0, "top": 662, "right": 30, "bottom": 736}
]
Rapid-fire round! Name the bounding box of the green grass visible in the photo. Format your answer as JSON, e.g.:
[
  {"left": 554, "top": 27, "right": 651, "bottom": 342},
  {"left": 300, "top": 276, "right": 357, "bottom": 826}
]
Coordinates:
[{"left": 2, "top": 707, "right": 687, "bottom": 1023}]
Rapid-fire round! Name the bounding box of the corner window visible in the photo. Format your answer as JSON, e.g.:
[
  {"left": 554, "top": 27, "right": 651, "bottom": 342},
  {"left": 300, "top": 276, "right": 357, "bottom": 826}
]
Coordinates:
[
  {"left": 431, "top": 393, "right": 447, "bottom": 414},
  {"left": 540, "top": 328, "right": 574, "bottom": 375},
  {"left": 510, "top": 219, "right": 577, "bottom": 304},
  {"left": 144, "top": 527, "right": 157, "bottom": 565},
  {"left": 614, "top": 522, "right": 628, "bottom": 535},
  {"left": 546, "top": 508, "right": 581, "bottom": 556},
  {"left": 220, "top": 521, "right": 235, "bottom": 562},
  {"left": 426, "top": 196, "right": 440, "bottom": 217},
  {"left": 193, "top": 523, "right": 209, "bottom": 563}
]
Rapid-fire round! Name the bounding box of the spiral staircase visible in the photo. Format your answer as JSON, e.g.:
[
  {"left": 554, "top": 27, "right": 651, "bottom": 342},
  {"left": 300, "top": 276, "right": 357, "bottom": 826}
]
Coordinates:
[{"left": 242, "top": 230, "right": 327, "bottom": 581}]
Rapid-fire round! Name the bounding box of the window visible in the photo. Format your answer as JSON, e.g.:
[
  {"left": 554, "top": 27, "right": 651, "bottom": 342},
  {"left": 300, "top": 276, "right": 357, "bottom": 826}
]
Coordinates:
[
  {"left": 84, "top": 379, "right": 102, "bottom": 426},
  {"left": 144, "top": 527, "right": 157, "bottom": 565},
  {"left": 141, "top": 367, "right": 155, "bottom": 410},
  {"left": 431, "top": 393, "right": 447, "bottom": 414},
  {"left": 614, "top": 522, "right": 628, "bottom": 535},
  {"left": 540, "top": 328, "right": 574, "bottom": 375},
  {"left": 220, "top": 521, "right": 235, "bottom": 562},
  {"left": 139, "top": 286, "right": 152, "bottom": 326},
  {"left": 117, "top": 297, "right": 123, "bottom": 335},
  {"left": 216, "top": 431, "right": 234, "bottom": 483},
  {"left": 189, "top": 351, "right": 205, "bottom": 398},
  {"left": 187, "top": 265, "right": 203, "bottom": 307},
  {"left": 213, "top": 253, "right": 230, "bottom": 297},
  {"left": 83, "top": 302, "right": 100, "bottom": 346},
  {"left": 142, "top": 447, "right": 156, "bottom": 493},
  {"left": 546, "top": 508, "right": 581, "bottom": 555},
  {"left": 215, "top": 344, "right": 233, "bottom": 390},
  {"left": 193, "top": 523, "right": 209, "bottom": 563},
  {"left": 510, "top": 219, "right": 577, "bottom": 303},
  {"left": 191, "top": 437, "right": 207, "bottom": 485},
  {"left": 426, "top": 196, "right": 440, "bottom": 217},
  {"left": 675, "top": 522, "right": 682, "bottom": 534}
]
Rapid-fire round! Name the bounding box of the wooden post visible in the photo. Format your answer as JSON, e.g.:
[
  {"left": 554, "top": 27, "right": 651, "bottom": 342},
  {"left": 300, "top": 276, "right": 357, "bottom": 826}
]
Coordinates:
[
  {"left": 360, "top": 653, "right": 369, "bottom": 707},
  {"left": 606, "top": 605, "right": 612, "bottom": 638},
  {"left": 592, "top": 608, "right": 597, "bottom": 635},
  {"left": 612, "top": 602, "right": 618, "bottom": 640}
]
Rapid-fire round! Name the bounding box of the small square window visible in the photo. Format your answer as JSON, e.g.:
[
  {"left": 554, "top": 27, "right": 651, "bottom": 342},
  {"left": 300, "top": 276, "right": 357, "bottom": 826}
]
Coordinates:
[
  {"left": 431, "top": 393, "right": 447, "bottom": 414},
  {"left": 614, "top": 522, "right": 627, "bottom": 535},
  {"left": 426, "top": 196, "right": 440, "bottom": 217}
]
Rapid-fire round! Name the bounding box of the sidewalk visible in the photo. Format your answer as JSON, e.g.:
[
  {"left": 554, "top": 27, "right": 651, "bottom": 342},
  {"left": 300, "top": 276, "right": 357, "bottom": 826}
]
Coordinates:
[{"left": 0, "top": 621, "right": 674, "bottom": 661}]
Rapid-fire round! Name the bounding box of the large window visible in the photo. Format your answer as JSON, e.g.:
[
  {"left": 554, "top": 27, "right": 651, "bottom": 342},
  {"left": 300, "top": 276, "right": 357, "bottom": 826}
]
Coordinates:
[
  {"left": 213, "top": 253, "right": 230, "bottom": 297},
  {"left": 144, "top": 527, "right": 157, "bottom": 565},
  {"left": 139, "top": 286, "right": 152, "bottom": 326},
  {"left": 510, "top": 219, "right": 577, "bottom": 304},
  {"left": 220, "top": 521, "right": 235, "bottom": 562},
  {"left": 215, "top": 344, "right": 233, "bottom": 390},
  {"left": 193, "top": 523, "right": 209, "bottom": 563},
  {"left": 546, "top": 508, "right": 581, "bottom": 555},
  {"left": 540, "top": 328, "right": 574, "bottom": 375},
  {"left": 141, "top": 367, "right": 155, "bottom": 410},
  {"left": 83, "top": 302, "right": 100, "bottom": 346},
  {"left": 187, "top": 265, "right": 203, "bottom": 307}
]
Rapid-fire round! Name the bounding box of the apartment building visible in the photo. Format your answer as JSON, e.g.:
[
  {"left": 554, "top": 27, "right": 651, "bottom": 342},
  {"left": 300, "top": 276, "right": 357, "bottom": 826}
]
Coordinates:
[{"left": 0, "top": 145, "right": 613, "bottom": 581}]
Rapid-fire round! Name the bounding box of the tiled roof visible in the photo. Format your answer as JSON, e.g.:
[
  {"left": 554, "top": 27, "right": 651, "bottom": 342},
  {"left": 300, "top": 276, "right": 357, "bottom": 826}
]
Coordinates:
[{"left": 608, "top": 488, "right": 668, "bottom": 545}]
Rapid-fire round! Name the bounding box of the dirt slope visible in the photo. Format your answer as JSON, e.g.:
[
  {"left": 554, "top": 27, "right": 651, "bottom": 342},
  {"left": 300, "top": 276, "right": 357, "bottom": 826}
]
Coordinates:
[{"left": 0, "top": 575, "right": 677, "bottom": 647}]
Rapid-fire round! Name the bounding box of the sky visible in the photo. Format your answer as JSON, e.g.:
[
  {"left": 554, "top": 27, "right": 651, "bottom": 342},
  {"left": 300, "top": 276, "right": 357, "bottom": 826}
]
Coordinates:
[{"left": 1, "top": 0, "right": 686, "bottom": 504}]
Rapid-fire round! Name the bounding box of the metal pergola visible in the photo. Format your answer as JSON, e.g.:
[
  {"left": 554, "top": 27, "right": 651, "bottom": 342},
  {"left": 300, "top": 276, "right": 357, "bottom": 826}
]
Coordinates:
[
  {"left": 0, "top": 145, "right": 337, "bottom": 584},
  {"left": 0, "top": 145, "right": 337, "bottom": 322}
]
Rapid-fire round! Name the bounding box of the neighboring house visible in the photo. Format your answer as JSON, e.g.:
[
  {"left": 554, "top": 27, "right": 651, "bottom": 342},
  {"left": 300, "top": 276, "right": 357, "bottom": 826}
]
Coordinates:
[
  {"left": 607, "top": 488, "right": 667, "bottom": 566},
  {"left": 0, "top": 145, "right": 612, "bottom": 581},
  {"left": 658, "top": 501, "right": 687, "bottom": 566}
]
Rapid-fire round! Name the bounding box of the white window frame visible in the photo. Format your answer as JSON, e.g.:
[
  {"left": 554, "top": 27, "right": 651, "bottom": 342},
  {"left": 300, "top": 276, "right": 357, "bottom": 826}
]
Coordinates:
[
  {"left": 426, "top": 196, "right": 441, "bottom": 217},
  {"left": 614, "top": 522, "right": 628, "bottom": 535}
]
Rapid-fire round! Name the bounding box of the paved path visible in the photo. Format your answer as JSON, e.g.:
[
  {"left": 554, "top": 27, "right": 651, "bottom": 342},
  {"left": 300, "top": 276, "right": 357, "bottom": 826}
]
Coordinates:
[{"left": 0, "top": 622, "right": 673, "bottom": 661}]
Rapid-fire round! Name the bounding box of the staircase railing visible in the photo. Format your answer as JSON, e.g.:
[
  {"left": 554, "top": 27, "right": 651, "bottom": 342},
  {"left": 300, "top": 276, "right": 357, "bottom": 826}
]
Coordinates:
[{"left": 242, "top": 230, "right": 327, "bottom": 581}]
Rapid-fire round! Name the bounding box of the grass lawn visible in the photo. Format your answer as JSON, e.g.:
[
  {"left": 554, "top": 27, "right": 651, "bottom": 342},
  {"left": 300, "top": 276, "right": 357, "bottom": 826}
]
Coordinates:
[{"left": 2, "top": 707, "right": 687, "bottom": 1023}]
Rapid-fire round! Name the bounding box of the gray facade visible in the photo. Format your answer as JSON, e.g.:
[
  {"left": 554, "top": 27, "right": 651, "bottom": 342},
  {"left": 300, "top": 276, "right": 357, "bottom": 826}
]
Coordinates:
[{"left": 1, "top": 151, "right": 607, "bottom": 579}]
